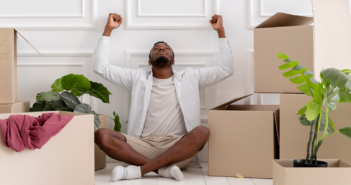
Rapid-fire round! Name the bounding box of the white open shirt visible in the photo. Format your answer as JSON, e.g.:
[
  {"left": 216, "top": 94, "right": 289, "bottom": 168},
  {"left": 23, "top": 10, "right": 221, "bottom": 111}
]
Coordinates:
[{"left": 93, "top": 36, "right": 233, "bottom": 164}]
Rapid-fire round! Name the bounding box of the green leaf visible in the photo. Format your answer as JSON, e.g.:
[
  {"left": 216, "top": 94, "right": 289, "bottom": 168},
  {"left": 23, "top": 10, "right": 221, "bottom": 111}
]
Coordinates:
[
  {"left": 73, "top": 103, "right": 91, "bottom": 113},
  {"left": 297, "top": 105, "right": 307, "bottom": 116},
  {"left": 328, "top": 117, "right": 336, "bottom": 133},
  {"left": 36, "top": 91, "right": 61, "bottom": 102},
  {"left": 59, "top": 91, "right": 81, "bottom": 109},
  {"left": 277, "top": 53, "right": 289, "bottom": 60},
  {"left": 30, "top": 101, "right": 55, "bottom": 112},
  {"left": 346, "top": 81, "right": 351, "bottom": 90},
  {"left": 90, "top": 111, "right": 102, "bottom": 132},
  {"left": 61, "top": 74, "right": 91, "bottom": 96},
  {"left": 279, "top": 61, "right": 298, "bottom": 71},
  {"left": 297, "top": 83, "right": 312, "bottom": 96},
  {"left": 299, "top": 114, "right": 311, "bottom": 126},
  {"left": 111, "top": 111, "right": 121, "bottom": 132},
  {"left": 311, "top": 84, "right": 323, "bottom": 105},
  {"left": 283, "top": 69, "right": 301, "bottom": 78},
  {"left": 339, "top": 89, "right": 351, "bottom": 103},
  {"left": 325, "top": 87, "right": 340, "bottom": 111},
  {"left": 322, "top": 68, "right": 351, "bottom": 89},
  {"left": 289, "top": 76, "right": 306, "bottom": 84},
  {"left": 306, "top": 100, "right": 322, "bottom": 121},
  {"left": 342, "top": 69, "right": 351, "bottom": 75},
  {"left": 52, "top": 99, "right": 66, "bottom": 108},
  {"left": 51, "top": 77, "right": 64, "bottom": 93},
  {"left": 339, "top": 126, "right": 351, "bottom": 138},
  {"left": 73, "top": 104, "right": 101, "bottom": 132},
  {"left": 86, "top": 81, "right": 112, "bottom": 103}
]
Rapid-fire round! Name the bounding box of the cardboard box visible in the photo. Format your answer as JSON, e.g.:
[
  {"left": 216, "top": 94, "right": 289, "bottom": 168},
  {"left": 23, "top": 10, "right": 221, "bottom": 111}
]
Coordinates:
[
  {"left": 0, "top": 100, "right": 30, "bottom": 113},
  {"left": 0, "top": 28, "right": 18, "bottom": 103},
  {"left": 280, "top": 94, "right": 351, "bottom": 163},
  {"left": 208, "top": 94, "right": 279, "bottom": 178},
  {"left": 95, "top": 114, "right": 106, "bottom": 171},
  {"left": 254, "top": 0, "right": 351, "bottom": 93},
  {"left": 273, "top": 159, "right": 351, "bottom": 185},
  {"left": 0, "top": 111, "right": 94, "bottom": 185},
  {"left": 0, "top": 28, "right": 40, "bottom": 104}
]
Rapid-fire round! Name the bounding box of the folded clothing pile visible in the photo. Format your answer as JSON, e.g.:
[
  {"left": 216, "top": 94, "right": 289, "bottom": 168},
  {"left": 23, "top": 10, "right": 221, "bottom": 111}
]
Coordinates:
[{"left": 0, "top": 112, "right": 74, "bottom": 152}]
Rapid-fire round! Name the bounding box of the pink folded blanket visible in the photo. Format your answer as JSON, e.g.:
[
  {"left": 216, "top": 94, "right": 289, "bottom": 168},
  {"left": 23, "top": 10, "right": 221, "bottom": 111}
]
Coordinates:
[{"left": 0, "top": 112, "right": 74, "bottom": 152}]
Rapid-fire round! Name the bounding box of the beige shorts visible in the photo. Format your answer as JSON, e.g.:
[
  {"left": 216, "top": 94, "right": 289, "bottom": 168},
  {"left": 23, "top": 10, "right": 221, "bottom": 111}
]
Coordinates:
[{"left": 121, "top": 133, "right": 198, "bottom": 170}]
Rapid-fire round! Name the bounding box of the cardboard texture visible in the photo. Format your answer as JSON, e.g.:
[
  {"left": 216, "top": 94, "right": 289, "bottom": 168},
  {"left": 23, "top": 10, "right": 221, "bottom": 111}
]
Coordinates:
[
  {"left": 0, "top": 28, "right": 39, "bottom": 104},
  {"left": 254, "top": 0, "right": 351, "bottom": 93},
  {"left": 95, "top": 114, "right": 106, "bottom": 171},
  {"left": 0, "top": 101, "right": 30, "bottom": 113},
  {"left": 0, "top": 111, "right": 94, "bottom": 185},
  {"left": 208, "top": 95, "right": 280, "bottom": 178},
  {"left": 273, "top": 159, "right": 351, "bottom": 185},
  {"left": 280, "top": 94, "right": 351, "bottom": 163},
  {"left": 0, "top": 28, "right": 17, "bottom": 103}
]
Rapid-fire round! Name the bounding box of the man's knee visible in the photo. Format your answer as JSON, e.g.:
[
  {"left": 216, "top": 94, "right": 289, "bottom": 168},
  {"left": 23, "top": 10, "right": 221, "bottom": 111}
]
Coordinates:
[
  {"left": 194, "top": 126, "right": 210, "bottom": 139},
  {"left": 94, "top": 128, "right": 110, "bottom": 147}
]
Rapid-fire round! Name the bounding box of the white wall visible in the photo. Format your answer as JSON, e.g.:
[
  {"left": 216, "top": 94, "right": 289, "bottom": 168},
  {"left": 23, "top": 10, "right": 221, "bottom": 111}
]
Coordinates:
[{"left": 4, "top": 0, "right": 322, "bottom": 162}]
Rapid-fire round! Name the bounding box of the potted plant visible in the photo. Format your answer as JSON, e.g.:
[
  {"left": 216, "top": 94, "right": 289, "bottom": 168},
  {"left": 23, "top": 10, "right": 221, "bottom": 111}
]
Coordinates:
[
  {"left": 30, "top": 74, "right": 122, "bottom": 132},
  {"left": 276, "top": 53, "right": 351, "bottom": 167}
]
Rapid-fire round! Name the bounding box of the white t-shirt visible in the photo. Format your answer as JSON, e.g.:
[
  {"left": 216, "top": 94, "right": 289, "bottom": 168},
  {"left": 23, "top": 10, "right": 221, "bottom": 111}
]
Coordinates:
[{"left": 141, "top": 75, "right": 187, "bottom": 138}]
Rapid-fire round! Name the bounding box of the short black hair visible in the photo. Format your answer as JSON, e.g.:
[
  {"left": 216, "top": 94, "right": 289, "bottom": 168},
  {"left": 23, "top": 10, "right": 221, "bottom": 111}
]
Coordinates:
[{"left": 149, "top": 41, "right": 174, "bottom": 60}]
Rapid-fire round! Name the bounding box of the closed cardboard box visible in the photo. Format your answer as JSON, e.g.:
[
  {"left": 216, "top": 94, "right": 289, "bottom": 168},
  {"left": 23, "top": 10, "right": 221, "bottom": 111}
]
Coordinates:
[
  {"left": 254, "top": 0, "right": 351, "bottom": 93},
  {"left": 0, "top": 28, "right": 17, "bottom": 103},
  {"left": 273, "top": 159, "right": 351, "bottom": 185},
  {"left": 0, "top": 101, "right": 30, "bottom": 113},
  {"left": 208, "top": 95, "right": 279, "bottom": 178},
  {"left": 95, "top": 114, "right": 106, "bottom": 171},
  {"left": 0, "top": 111, "right": 94, "bottom": 185},
  {"left": 280, "top": 94, "right": 351, "bottom": 163}
]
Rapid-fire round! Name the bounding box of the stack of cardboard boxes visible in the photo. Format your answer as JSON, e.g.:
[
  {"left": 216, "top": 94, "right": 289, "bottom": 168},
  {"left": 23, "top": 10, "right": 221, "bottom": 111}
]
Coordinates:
[
  {"left": 0, "top": 28, "right": 30, "bottom": 113},
  {"left": 208, "top": 0, "right": 351, "bottom": 181}
]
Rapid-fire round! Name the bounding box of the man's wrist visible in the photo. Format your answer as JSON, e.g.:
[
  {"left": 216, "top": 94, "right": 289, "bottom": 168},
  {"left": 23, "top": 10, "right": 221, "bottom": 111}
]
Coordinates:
[
  {"left": 103, "top": 27, "right": 113, "bottom": 37},
  {"left": 217, "top": 28, "right": 226, "bottom": 38}
]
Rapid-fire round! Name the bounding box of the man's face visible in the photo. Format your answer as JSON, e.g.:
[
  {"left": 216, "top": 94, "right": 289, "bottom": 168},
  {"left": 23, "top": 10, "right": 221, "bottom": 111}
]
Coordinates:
[{"left": 148, "top": 43, "right": 174, "bottom": 69}]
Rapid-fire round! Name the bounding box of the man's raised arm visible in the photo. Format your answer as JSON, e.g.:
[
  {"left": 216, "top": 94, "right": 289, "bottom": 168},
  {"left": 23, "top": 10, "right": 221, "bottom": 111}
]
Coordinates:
[
  {"left": 93, "top": 13, "right": 136, "bottom": 91},
  {"left": 197, "top": 14, "right": 234, "bottom": 89}
]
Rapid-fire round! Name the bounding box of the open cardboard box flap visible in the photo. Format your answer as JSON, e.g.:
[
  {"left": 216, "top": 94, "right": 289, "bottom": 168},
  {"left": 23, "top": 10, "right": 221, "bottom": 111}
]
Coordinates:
[
  {"left": 211, "top": 94, "right": 252, "bottom": 110},
  {"left": 255, "top": 12, "right": 314, "bottom": 29},
  {"left": 14, "top": 28, "right": 41, "bottom": 55},
  {"left": 210, "top": 94, "right": 280, "bottom": 144}
]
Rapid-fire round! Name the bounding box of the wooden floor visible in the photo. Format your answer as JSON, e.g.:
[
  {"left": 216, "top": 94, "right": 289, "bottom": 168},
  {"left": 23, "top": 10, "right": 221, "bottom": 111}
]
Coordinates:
[{"left": 95, "top": 163, "right": 273, "bottom": 185}]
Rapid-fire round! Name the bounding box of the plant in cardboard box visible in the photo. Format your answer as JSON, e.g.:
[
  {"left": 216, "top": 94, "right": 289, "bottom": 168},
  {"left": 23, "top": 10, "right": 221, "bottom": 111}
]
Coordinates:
[
  {"left": 277, "top": 53, "right": 351, "bottom": 167},
  {"left": 30, "top": 74, "right": 122, "bottom": 132}
]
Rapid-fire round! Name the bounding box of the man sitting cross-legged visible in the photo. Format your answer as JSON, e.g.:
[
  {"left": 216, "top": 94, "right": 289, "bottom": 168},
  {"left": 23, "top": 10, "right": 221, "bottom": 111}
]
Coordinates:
[{"left": 93, "top": 13, "right": 233, "bottom": 181}]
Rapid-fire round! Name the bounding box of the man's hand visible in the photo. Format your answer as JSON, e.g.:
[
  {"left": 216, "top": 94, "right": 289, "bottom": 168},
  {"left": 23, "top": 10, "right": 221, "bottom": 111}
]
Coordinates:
[
  {"left": 209, "top": 14, "right": 226, "bottom": 38},
  {"left": 103, "top": 13, "right": 123, "bottom": 37}
]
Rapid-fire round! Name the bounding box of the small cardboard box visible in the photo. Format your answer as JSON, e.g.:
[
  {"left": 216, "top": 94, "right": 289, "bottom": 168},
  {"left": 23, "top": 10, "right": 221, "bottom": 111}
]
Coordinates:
[
  {"left": 0, "top": 111, "right": 94, "bottom": 185},
  {"left": 0, "top": 28, "right": 40, "bottom": 104},
  {"left": 0, "top": 101, "right": 30, "bottom": 113},
  {"left": 280, "top": 94, "right": 351, "bottom": 163},
  {"left": 208, "top": 94, "right": 280, "bottom": 178},
  {"left": 273, "top": 159, "right": 351, "bottom": 185},
  {"left": 95, "top": 114, "right": 106, "bottom": 171},
  {"left": 254, "top": 0, "right": 351, "bottom": 93}
]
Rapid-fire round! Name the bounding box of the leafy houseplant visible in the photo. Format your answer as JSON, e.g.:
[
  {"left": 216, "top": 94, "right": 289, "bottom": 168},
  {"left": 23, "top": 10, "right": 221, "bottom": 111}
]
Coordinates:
[
  {"left": 30, "top": 74, "right": 122, "bottom": 132},
  {"left": 277, "top": 53, "right": 351, "bottom": 166}
]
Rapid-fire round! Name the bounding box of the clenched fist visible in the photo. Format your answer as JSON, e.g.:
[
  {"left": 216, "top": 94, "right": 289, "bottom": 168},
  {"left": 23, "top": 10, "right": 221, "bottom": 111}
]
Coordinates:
[
  {"left": 103, "top": 13, "right": 123, "bottom": 36},
  {"left": 210, "top": 14, "right": 224, "bottom": 31},
  {"left": 106, "top": 13, "right": 123, "bottom": 29},
  {"left": 209, "top": 14, "right": 226, "bottom": 38}
]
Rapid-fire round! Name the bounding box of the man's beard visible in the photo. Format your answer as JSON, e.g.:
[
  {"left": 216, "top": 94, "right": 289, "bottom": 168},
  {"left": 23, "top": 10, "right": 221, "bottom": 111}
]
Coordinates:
[{"left": 151, "top": 56, "right": 172, "bottom": 69}]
